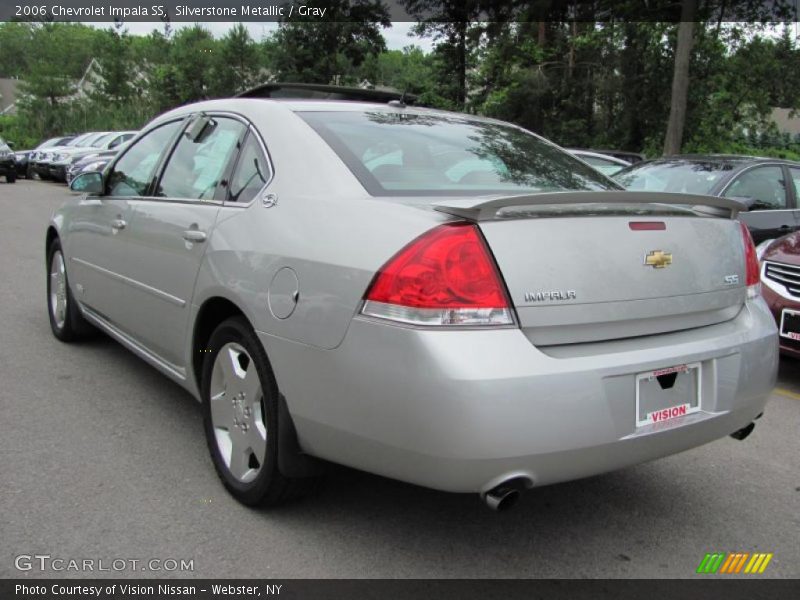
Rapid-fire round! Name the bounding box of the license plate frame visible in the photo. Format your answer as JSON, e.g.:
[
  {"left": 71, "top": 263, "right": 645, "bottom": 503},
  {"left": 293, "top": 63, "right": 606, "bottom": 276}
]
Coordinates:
[
  {"left": 779, "top": 308, "right": 800, "bottom": 341},
  {"left": 635, "top": 362, "right": 702, "bottom": 427}
]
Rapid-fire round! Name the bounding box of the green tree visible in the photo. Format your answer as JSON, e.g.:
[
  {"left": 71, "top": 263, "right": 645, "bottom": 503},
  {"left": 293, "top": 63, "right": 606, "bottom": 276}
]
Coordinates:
[
  {"left": 269, "top": 0, "right": 390, "bottom": 84},
  {"left": 210, "top": 23, "right": 261, "bottom": 97}
]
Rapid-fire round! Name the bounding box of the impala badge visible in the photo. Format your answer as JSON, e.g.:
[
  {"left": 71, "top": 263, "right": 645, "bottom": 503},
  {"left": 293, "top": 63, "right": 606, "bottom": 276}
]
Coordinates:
[
  {"left": 524, "top": 290, "right": 577, "bottom": 302},
  {"left": 644, "top": 250, "right": 672, "bottom": 269}
]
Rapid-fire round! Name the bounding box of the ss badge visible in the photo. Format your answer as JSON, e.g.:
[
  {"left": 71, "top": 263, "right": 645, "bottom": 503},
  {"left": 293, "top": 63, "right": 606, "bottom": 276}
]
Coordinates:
[{"left": 724, "top": 274, "right": 740, "bottom": 285}]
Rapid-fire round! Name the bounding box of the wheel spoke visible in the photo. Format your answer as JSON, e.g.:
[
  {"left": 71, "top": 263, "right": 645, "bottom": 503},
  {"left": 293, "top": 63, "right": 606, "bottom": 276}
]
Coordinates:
[
  {"left": 209, "top": 391, "right": 230, "bottom": 430},
  {"left": 240, "top": 364, "right": 261, "bottom": 403},
  {"left": 247, "top": 420, "right": 267, "bottom": 464},
  {"left": 228, "top": 435, "right": 252, "bottom": 481}
]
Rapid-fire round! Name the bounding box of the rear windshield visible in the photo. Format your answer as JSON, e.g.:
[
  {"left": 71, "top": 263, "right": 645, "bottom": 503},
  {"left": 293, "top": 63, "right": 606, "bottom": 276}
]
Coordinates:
[
  {"left": 614, "top": 161, "right": 734, "bottom": 195},
  {"left": 90, "top": 133, "right": 115, "bottom": 148},
  {"left": 299, "top": 111, "right": 616, "bottom": 196}
]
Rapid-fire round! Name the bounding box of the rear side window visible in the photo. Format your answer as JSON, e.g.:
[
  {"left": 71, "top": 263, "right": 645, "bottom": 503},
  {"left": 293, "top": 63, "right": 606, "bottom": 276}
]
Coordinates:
[
  {"left": 107, "top": 121, "right": 182, "bottom": 197},
  {"left": 299, "top": 111, "right": 614, "bottom": 196},
  {"left": 227, "top": 133, "right": 270, "bottom": 203},
  {"left": 722, "top": 166, "right": 787, "bottom": 210},
  {"left": 156, "top": 117, "right": 245, "bottom": 200}
]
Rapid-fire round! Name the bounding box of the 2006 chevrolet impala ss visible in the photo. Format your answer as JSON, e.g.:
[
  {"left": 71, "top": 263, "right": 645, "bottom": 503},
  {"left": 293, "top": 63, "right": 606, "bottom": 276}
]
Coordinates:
[{"left": 48, "top": 91, "right": 778, "bottom": 510}]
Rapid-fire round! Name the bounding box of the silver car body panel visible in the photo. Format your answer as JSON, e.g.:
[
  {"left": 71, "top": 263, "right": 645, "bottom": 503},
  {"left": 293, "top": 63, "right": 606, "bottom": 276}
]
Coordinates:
[{"left": 50, "top": 98, "right": 778, "bottom": 494}]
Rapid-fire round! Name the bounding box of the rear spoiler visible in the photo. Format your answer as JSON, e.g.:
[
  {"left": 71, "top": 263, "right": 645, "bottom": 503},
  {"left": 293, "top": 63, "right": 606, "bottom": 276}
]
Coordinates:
[{"left": 433, "top": 191, "right": 746, "bottom": 221}]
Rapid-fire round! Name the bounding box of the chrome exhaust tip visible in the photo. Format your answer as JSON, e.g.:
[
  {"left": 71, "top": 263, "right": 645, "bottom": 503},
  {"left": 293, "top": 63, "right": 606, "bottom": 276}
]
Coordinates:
[{"left": 482, "top": 486, "right": 521, "bottom": 512}]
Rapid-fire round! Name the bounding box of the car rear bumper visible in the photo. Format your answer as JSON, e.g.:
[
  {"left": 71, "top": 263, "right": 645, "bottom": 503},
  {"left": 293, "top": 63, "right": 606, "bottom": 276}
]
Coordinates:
[{"left": 261, "top": 298, "right": 778, "bottom": 493}]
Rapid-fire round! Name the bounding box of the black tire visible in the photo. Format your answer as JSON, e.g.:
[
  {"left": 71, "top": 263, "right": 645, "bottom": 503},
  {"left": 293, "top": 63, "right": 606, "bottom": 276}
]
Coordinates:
[
  {"left": 201, "top": 316, "right": 319, "bottom": 507},
  {"left": 6, "top": 171, "right": 16, "bottom": 183},
  {"left": 46, "top": 238, "right": 95, "bottom": 342}
]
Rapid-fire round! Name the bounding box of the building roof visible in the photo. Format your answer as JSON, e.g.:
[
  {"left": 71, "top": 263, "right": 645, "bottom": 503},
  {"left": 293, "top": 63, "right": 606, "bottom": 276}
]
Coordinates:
[{"left": 771, "top": 108, "right": 800, "bottom": 137}]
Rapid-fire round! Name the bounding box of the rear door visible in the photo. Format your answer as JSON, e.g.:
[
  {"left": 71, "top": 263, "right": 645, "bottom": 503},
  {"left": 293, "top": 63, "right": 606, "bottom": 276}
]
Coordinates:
[
  {"left": 117, "top": 114, "right": 248, "bottom": 369},
  {"left": 722, "top": 164, "right": 795, "bottom": 243}
]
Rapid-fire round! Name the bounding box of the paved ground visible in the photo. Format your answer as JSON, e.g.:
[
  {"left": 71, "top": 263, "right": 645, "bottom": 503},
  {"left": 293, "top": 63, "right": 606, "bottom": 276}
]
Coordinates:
[{"left": 2, "top": 178, "right": 799, "bottom": 579}]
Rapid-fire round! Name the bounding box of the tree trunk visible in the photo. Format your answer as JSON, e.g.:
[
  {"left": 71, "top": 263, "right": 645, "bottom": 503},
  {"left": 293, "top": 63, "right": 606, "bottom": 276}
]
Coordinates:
[
  {"left": 457, "top": 21, "right": 467, "bottom": 108},
  {"left": 663, "top": 0, "right": 698, "bottom": 156}
]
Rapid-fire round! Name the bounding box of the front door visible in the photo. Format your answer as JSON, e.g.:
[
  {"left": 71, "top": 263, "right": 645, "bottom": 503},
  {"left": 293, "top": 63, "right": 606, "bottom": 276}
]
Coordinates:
[{"left": 67, "top": 121, "right": 183, "bottom": 326}]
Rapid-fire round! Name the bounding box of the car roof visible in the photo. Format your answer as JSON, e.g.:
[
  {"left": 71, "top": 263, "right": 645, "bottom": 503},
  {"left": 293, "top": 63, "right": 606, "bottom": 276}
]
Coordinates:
[{"left": 154, "top": 96, "right": 521, "bottom": 133}]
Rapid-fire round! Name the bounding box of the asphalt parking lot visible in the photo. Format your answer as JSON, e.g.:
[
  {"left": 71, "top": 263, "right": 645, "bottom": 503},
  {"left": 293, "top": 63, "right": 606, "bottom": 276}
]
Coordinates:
[{"left": 2, "top": 178, "right": 799, "bottom": 579}]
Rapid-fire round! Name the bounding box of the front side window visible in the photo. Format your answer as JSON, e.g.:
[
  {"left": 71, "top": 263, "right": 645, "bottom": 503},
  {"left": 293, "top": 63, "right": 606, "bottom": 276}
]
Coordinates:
[
  {"left": 722, "top": 166, "right": 787, "bottom": 210},
  {"left": 106, "top": 121, "right": 182, "bottom": 197},
  {"left": 299, "top": 111, "right": 615, "bottom": 196},
  {"left": 156, "top": 117, "right": 245, "bottom": 200},
  {"left": 227, "top": 133, "right": 270, "bottom": 203},
  {"left": 790, "top": 167, "right": 800, "bottom": 199}
]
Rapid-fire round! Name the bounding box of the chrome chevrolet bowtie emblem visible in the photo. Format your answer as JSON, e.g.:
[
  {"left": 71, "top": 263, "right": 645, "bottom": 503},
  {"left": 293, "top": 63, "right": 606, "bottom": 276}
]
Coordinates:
[{"left": 644, "top": 250, "right": 672, "bottom": 269}]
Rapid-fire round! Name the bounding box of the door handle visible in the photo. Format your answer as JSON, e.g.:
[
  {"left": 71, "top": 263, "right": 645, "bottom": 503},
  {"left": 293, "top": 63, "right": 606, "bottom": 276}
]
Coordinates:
[
  {"left": 182, "top": 230, "right": 207, "bottom": 243},
  {"left": 779, "top": 224, "right": 791, "bottom": 230},
  {"left": 111, "top": 219, "right": 126, "bottom": 230}
]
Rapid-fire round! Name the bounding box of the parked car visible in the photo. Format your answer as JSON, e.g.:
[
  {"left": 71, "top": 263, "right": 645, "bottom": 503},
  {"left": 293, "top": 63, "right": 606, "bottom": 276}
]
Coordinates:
[
  {"left": 568, "top": 149, "right": 630, "bottom": 176},
  {"left": 65, "top": 148, "right": 121, "bottom": 184},
  {"left": 32, "top": 132, "right": 108, "bottom": 180},
  {"left": 757, "top": 231, "right": 800, "bottom": 358},
  {"left": 614, "top": 155, "right": 800, "bottom": 243},
  {"left": 53, "top": 94, "right": 777, "bottom": 510},
  {"left": 0, "top": 136, "right": 16, "bottom": 183},
  {"left": 16, "top": 135, "right": 76, "bottom": 178},
  {"left": 49, "top": 131, "right": 137, "bottom": 182}
]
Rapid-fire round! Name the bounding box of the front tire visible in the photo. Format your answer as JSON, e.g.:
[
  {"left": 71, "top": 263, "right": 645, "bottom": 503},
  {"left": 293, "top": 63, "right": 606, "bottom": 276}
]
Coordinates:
[
  {"left": 6, "top": 171, "right": 15, "bottom": 183},
  {"left": 201, "top": 317, "right": 318, "bottom": 506},
  {"left": 47, "top": 238, "right": 94, "bottom": 342}
]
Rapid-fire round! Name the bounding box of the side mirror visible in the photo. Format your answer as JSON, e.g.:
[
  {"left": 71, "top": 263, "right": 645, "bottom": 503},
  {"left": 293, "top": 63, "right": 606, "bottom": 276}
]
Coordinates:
[
  {"left": 7, "top": 141, "right": 14, "bottom": 149},
  {"left": 70, "top": 171, "right": 104, "bottom": 195}
]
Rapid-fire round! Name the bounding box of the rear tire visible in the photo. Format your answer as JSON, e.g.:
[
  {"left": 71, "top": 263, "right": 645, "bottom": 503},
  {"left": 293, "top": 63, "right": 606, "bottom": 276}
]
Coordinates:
[
  {"left": 201, "top": 316, "right": 319, "bottom": 506},
  {"left": 6, "top": 172, "right": 15, "bottom": 183},
  {"left": 46, "top": 238, "right": 94, "bottom": 342}
]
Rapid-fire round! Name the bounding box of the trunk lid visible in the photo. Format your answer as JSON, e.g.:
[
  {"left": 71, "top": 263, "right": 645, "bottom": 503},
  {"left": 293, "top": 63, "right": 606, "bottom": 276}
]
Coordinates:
[{"left": 434, "top": 192, "right": 747, "bottom": 345}]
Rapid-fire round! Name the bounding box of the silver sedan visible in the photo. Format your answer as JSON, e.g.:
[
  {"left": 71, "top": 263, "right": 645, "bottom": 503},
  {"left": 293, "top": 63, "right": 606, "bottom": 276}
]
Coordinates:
[{"left": 49, "top": 97, "right": 777, "bottom": 510}]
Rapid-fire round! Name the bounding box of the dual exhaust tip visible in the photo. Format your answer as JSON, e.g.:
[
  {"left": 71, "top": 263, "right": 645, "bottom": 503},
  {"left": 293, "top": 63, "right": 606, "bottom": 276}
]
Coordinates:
[{"left": 481, "top": 420, "right": 759, "bottom": 511}]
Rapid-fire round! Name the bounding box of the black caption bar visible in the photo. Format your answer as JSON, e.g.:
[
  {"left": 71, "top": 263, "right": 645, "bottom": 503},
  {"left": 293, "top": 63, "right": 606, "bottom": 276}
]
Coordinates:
[
  {"left": 3, "top": 580, "right": 800, "bottom": 600},
  {"left": 1, "top": 0, "right": 799, "bottom": 23}
]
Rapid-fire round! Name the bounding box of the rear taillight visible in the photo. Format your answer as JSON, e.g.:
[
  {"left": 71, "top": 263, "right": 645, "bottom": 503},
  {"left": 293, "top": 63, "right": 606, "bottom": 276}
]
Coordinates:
[
  {"left": 740, "top": 221, "right": 760, "bottom": 298},
  {"left": 361, "top": 222, "right": 514, "bottom": 326}
]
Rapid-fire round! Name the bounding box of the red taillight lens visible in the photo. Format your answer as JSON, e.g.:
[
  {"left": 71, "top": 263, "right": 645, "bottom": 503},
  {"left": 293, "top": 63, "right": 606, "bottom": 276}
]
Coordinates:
[
  {"left": 362, "top": 223, "right": 514, "bottom": 326},
  {"left": 740, "top": 221, "right": 760, "bottom": 295}
]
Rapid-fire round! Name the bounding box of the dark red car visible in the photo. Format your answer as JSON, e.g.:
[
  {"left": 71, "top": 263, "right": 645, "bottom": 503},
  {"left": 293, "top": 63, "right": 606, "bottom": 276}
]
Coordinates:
[{"left": 760, "top": 232, "right": 800, "bottom": 358}]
